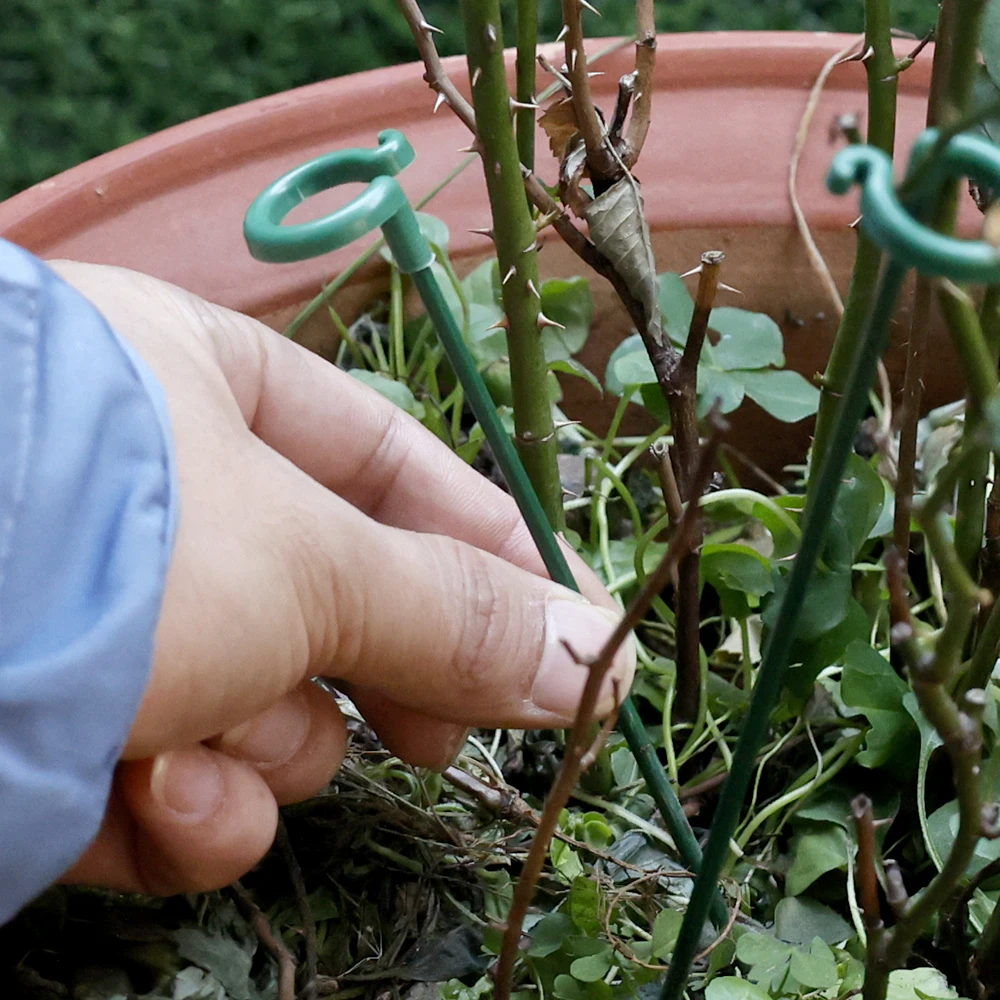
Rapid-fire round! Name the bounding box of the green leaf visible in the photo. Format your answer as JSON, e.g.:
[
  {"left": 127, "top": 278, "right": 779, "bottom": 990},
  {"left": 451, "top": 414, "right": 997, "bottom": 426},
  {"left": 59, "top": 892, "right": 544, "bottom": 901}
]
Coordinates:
[
  {"left": 887, "top": 968, "right": 967, "bottom": 1000},
  {"left": 701, "top": 543, "right": 775, "bottom": 619},
  {"left": 789, "top": 939, "right": 839, "bottom": 989},
  {"left": 972, "top": 66, "right": 1000, "bottom": 149},
  {"left": 658, "top": 272, "right": 695, "bottom": 345},
  {"left": 551, "top": 838, "right": 584, "bottom": 881},
  {"left": 568, "top": 876, "right": 602, "bottom": 934},
  {"left": 794, "top": 782, "right": 899, "bottom": 835},
  {"left": 763, "top": 566, "right": 852, "bottom": 643},
  {"left": 527, "top": 913, "right": 574, "bottom": 958},
  {"left": 732, "top": 369, "right": 820, "bottom": 423},
  {"left": 709, "top": 307, "right": 784, "bottom": 371},
  {"left": 736, "top": 933, "right": 791, "bottom": 985},
  {"left": 982, "top": 0, "right": 1000, "bottom": 89},
  {"left": 927, "top": 799, "right": 1000, "bottom": 881},
  {"left": 554, "top": 974, "right": 614, "bottom": 1000},
  {"left": 773, "top": 897, "right": 852, "bottom": 946},
  {"left": 784, "top": 823, "right": 850, "bottom": 896},
  {"left": 541, "top": 277, "right": 594, "bottom": 361},
  {"left": 467, "top": 302, "right": 507, "bottom": 366},
  {"left": 640, "top": 382, "right": 673, "bottom": 424},
  {"left": 696, "top": 366, "right": 746, "bottom": 416},
  {"left": 169, "top": 928, "right": 253, "bottom": 1000},
  {"left": 786, "top": 598, "right": 870, "bottom": 696},
  {"left": 824, "top": 454, "right": 884, "bottom": 570},
  {"left": 611, "top": 347, "right": 657, "bottom": 388},
  {"left": 570, "top": 948, "right": 614, "bottom": 983},
  {"left": 349, "top": 370, "right": 425, "bottom": 420},
  {"left": 462, "top": 257, "right": 501, "bottom": 307},
  {"left": 550, "top": 358, "right": 603, "bottom": 395},
  {"left": 604, "top": 333, "right": 645, "bottom": 396},
  {"left": 651, "top": 909, "right": 683, "bottom": 960},
  {"left": 706, "top": 976, "right": 774, "bottom": 1000},
  {"left": 840, "top": 640, "right": 918, "bottom": 769}
]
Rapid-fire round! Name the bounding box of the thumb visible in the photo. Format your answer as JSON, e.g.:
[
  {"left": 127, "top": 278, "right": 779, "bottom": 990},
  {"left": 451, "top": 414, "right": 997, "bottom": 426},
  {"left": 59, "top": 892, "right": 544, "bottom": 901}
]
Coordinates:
[
  {"left": 303, "top": 505, "right": 637, "bottom": 729},
  {"left": 62, "top": 746, "right": 278, "bottom": 895}
]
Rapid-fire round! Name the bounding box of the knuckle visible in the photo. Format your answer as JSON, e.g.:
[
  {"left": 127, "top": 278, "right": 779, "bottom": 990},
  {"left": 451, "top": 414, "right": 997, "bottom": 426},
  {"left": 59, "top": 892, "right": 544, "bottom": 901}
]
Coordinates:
[
  {"left": 437, "top": 538, "right": 511, "bottom": 699},
  {"left": 271, "top": 499, "right": 361, "bottom": 680}
]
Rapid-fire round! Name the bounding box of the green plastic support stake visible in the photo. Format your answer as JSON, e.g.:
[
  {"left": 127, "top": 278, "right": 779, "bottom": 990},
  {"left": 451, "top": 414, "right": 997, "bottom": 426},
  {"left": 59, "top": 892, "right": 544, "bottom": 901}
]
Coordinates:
[
  {"left": 827, "top": 127, "right": 1000, "bottom": 284},
  {"left": 245, "top": 129, "right": 721, "bottom": 906}
]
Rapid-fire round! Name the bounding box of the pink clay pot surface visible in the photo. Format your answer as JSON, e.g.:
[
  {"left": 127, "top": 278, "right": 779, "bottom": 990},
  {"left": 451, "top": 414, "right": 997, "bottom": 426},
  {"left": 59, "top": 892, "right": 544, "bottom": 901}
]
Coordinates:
[{"left": 0, "top": 32, "right": 973, "bottom": 471}]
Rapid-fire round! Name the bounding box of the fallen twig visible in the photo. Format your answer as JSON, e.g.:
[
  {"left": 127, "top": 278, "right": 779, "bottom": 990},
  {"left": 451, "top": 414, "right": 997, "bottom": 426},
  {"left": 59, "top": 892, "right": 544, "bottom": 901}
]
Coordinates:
[
  {"left": 276, "top": 819, "right": 318, "bottom": 1000},
  {"left": 230, "top": 882, "right": 297, "bottom": 1000},
  {"left": 492, "top": 414, "right": 728, "bottom": 1000}
]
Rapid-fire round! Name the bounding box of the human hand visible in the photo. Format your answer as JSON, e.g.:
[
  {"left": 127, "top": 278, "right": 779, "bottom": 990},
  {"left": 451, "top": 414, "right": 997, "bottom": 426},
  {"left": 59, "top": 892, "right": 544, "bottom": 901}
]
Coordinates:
[{"left": 51, "top": 262, "right": 634, "bottom": 897}]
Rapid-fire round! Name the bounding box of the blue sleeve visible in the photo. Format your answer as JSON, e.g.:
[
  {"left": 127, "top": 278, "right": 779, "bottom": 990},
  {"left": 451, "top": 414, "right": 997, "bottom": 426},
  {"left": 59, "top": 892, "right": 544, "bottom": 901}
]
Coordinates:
[{"left": 0, "top": 238, "right": 178, "bottom": 923}]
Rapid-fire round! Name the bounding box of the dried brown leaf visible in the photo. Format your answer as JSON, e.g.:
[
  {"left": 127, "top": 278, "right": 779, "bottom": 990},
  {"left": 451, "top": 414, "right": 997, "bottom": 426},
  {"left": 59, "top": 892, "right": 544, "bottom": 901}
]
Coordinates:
[
  {"left": 584, "top": 176, "right": 663, "bottom": 343},
  {"left": 560, "top": 139, "right": 592, "bottom": 218},
  {"left": 539, "top": 97, "right": 581, "bottom": 161}
]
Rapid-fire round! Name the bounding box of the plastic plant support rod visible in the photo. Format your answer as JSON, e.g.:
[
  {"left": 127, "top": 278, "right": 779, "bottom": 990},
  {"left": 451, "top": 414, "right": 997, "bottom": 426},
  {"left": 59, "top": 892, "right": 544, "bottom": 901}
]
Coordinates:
[
  {"left": 244, "top": 130, "right": 724, "bottom": 914},
  {"left": 661, "top": 125, "right": 1000, "bottom": 1000},
  {"left": 827, "top": 128, "right": 1000, "bottom": 284}
]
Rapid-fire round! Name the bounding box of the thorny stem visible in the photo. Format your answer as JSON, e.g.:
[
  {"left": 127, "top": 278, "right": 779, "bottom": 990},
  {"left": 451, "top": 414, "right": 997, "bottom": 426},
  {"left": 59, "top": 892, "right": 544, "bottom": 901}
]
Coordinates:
[
  {"left": 923, "top": 0, "right": 992, "bottom": 585},
  {"left": 865, "top": 438, "right": 994, "bottom": 1000},
  {"left": 396, "top": 0, "right": 653, "bottom": 387},
  {"left": 621, "top": 0, "right": 656, "bottom": 167},
  {"left": 515, "top": 0, "right": 537, "bottom": 170},
  {"left": 852, "top": 795, "right": 885, "bottom": 953},
  {"left": 559, "top": 0, "right": 619, "bottom": 184},
  {"left": 809, "top": 0, "right": 897, "bottom": 469},
  {"left": 875, "top": 688, "right": 987, "bottom": 994},
  {"left": 493, "top": 417, "right": 727, "bottom": 1000},
  {"left": 949, "top": 288, "right": 1000, "bottom": 579},
  {"left": 672, "top": 251, "right": 725, "bottom": 721},
  {"left": 663, "top": 260, "right": 910, "bottom": 1000},
  {"left": 891, "top": 0, "right": 953, "bottom": 559},
  {"left": 892, "top": 278, "right": 933, "bottom": 556},
  {"left": 461, "top": 0, "right": 564, "bottom": 528}
]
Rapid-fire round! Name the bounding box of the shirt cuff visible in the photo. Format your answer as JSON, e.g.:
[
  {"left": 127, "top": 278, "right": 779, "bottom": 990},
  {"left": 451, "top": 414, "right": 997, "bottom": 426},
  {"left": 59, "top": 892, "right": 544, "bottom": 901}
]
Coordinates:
[{"left": 0, "top": 239, "right": 178, "bottom": 922}]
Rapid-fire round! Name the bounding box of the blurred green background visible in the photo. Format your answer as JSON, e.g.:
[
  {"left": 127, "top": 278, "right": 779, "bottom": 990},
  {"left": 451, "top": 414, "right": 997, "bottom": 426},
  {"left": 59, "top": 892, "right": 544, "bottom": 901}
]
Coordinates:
[{"left": 1, "top": 0, "right": 937, "bottom": 202}]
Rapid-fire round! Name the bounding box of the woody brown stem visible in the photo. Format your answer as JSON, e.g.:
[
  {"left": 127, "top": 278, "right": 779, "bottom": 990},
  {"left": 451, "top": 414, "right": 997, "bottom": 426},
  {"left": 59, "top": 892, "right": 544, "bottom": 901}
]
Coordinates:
[
  {"left": 559, "top": 0, "right": 619, "bottom": 183},
  {"left": 668, "top": 252, "right": 723, "bottom": 721},
  {"left": 397, "top": 0, "right": 477, "bottom": 132},
  {"left": 493, "top": 415, "right": 726, "bottom": 1000},
  {"left": 621, "top": 0, "right": 656, "bottom": 166}
]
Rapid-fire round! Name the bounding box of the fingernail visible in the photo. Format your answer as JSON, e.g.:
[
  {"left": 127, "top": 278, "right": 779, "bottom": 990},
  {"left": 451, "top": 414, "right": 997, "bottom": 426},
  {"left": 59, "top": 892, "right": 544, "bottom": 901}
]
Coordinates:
[
  {"left": 531, "top": 600, "right": 636, "bottom": 721},
  {"left": 434, "top": 727, "right": 470, "bottom": 771},
  {"left": 150, "top": 747, "right": 224, "bottom": 820},
  {"left": 217, "top": 691, "right": 311, "bottom": 767}
]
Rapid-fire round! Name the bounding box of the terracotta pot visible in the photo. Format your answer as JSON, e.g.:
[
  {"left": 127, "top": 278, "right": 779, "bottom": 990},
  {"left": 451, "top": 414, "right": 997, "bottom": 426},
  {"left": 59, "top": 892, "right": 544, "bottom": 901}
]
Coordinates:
[{"left": 0, "top": 31, "right": 974, "bottom": 473}]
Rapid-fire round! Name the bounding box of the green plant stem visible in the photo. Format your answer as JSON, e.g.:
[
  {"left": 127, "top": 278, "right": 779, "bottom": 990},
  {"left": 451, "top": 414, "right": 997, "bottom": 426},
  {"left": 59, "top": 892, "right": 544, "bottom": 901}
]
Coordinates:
[
  {"left": 515, "top": 0, "right": 536, "bottom": 171},
  {"left": 892, "top": 7, "right": 951, "bottom": 558},
  {"left": 809, "top": 0, "right": 897, "bottom": 468},
  {"left": 662, "top": 260, "right": 908, "bottom": 1000},
  {"left": 892, "top": 277, "right": 933, "bottom": 556},
  {"left": 282, "top": 154, "right": 477, "bottom": 341},
  {"left": 968, "top": 591, "right": 1000, "bottom": 690},
  {"left": 460, "top": 0, "right": 563, "bottom": 529},
  {"left": 938, "top": 289, "right": 1000, "bottom": 591},
  {"left": 869, "top": 686, "right": 986, "bottom": 999}
]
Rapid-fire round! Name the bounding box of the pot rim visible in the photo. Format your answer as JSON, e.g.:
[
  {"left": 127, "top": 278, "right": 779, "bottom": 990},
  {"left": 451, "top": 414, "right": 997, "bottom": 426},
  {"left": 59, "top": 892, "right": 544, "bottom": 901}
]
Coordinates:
[{"left": 0, "top": 30, "right": 923, "bottom": 241}]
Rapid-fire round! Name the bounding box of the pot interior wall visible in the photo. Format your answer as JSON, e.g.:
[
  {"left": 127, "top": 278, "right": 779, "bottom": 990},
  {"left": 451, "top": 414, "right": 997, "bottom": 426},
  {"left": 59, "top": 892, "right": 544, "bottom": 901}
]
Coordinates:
[{"left": 263, "top": 220, "right": 960, "bottom": 480}]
